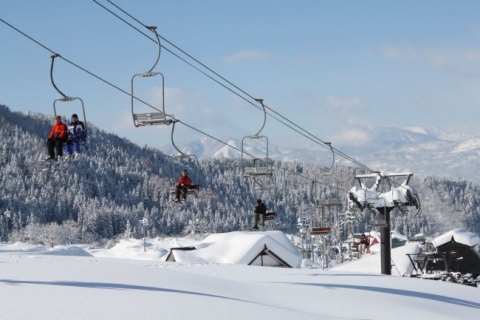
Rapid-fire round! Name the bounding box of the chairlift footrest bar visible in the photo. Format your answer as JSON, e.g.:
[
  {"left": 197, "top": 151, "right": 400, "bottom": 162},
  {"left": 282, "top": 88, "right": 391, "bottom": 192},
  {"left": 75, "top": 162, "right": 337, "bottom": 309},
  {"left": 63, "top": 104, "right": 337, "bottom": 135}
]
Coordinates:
[
  {"left": 263, "top": 212, "right": 277, "bottom": 221},
  {"left": 316, "top": 198, "right": 343, "bottom": 206},
  {"left": 310, "top": 227, "right": 331, "bottom": 235}
]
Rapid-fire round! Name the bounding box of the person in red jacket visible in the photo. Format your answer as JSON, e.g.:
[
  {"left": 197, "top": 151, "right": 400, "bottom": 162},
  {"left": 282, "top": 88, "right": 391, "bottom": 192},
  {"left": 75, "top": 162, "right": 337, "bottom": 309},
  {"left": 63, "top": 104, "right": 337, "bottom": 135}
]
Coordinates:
[
  {"left": 175, "top": 170, "right": 192, "bottom": 202},
  {"left": 45, "top": 115, "right": 68, "bottom": 161}
]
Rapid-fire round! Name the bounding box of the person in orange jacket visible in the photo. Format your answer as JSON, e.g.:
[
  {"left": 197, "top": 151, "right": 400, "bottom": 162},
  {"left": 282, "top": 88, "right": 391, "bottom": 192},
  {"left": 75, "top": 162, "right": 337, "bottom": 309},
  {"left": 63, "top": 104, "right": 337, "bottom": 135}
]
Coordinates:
[
  {"left": 174, "top": 170, "right": 192, "bottom": 202},
  {"left": 45, "top": 115, "right": 68, "bottom": 161}
]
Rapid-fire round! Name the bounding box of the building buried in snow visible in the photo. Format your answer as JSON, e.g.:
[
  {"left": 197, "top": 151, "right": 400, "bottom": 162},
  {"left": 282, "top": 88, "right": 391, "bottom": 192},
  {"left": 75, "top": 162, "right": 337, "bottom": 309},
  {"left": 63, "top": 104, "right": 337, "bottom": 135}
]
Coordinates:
[
  {"left": 165, "top": 231, "right": 302, "bottom": 268},
  {"left": 433, "top": 228, "right": 480, "bottom": 278}
]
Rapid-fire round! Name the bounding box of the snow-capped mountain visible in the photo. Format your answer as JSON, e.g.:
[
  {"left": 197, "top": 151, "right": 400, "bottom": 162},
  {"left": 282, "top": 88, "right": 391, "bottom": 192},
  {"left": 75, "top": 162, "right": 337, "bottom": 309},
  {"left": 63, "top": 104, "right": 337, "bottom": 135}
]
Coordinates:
[{"left": 160, "top": 126, "right": 480, "bottom": 183}]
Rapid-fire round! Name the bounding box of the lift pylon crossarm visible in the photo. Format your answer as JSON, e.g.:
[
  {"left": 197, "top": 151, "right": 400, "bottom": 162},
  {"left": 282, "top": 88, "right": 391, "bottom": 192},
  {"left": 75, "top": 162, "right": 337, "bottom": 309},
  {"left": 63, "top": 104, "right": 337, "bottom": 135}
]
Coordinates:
[{"left": 348, "top": 171, "right": 418, "bottom": 212}]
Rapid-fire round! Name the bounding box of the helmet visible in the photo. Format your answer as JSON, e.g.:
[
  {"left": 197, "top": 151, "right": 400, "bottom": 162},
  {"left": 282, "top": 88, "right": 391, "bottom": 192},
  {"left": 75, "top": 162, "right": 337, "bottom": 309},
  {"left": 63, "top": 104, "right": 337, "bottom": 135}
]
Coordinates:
[
  {"left": 71, "top": 114, "right": 78, "bottom": 119},
  {"left": 257, "top": 199, "right": 262, "bottom": 204}
]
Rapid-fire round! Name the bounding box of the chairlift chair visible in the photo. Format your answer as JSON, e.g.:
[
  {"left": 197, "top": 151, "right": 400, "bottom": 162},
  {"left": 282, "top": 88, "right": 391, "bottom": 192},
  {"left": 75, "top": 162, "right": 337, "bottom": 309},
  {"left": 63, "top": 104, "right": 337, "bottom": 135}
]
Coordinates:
[
  {"left": 310, "top": 145, "right": 342, "bottom": 235},
  {"left": 241, "top": 137, "right": 273, "bottom": 178},
  {"left": 131, "top": 26, "right": 172, "bottom": 127},
  {"left": 169, "top": 121, "right": 200, "bottom": 199},
  {"left": 310, "top": 203, "right": 333, "bottom": 236},
  {"left": 248, "top": 178, "right": 278, "bottom": 230},
  {"left": 50, "top": 54, "right": 88, "bottom": 149},
  {"left": 241, "top": 99, "right": 274, "bottom": 191}
]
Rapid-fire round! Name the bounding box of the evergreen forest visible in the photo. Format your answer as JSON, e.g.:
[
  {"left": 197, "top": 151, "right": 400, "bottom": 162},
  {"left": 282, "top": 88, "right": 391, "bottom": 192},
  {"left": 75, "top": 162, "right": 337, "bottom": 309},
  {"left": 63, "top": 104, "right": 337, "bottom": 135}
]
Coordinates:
[{"left": 1, "top": 105, "right": 479, "bottom": 249}]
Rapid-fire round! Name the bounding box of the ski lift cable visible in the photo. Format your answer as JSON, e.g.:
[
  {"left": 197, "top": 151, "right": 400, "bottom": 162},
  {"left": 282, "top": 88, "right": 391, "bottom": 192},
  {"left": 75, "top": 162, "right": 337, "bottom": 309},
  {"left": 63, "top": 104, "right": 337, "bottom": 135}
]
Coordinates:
[
  {"left": 0, "top": 18, "right": 161, "bottom": 114},
  {"left": 0, "top": 18, "right": 361, "bottom": 194},
  {"left": 0, "top": 18, "right": 259, "bottom": 161},
  {"left": 0, "top": 18, "right": 364, "bottom": 192},
  {"left": 89, "top": 1, "right": 371, "bottom": 172},
  {"left": 91, "top": 0, "right": 261, "bottom": 112},
  {"left": 94, "top": 0, "right": 320, "bottom": 141},
  {"left": 178, "top": 121, "right": 350, "bottom": 193},
  {"left": 92, "top": 1, "right": 375, "bottom": 173}
]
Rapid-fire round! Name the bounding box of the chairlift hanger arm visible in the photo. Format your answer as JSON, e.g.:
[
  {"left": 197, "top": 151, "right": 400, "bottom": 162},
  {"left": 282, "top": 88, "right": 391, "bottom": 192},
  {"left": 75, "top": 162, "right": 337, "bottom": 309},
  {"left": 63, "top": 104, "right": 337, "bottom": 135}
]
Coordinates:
[
  {"left": 171, "top": 120, "right": 197, "bottom": 160},
  {"left": 253, "top": 98, "right": 267, "bottom": 137},
  {"left": 145, "top": 26, "right": 161, "bottom": 74},
  {"left": 50, "top": 54, "right": 88, "bottom": 133},
  {"left": 50, "top": 54, "right": 67, "bottom": 98},
  {"left": 170, "top": 120, "right": 201, "bottom": 185},
  {"left": 326, "top": 142, "right": 335, "bottom": 172}
]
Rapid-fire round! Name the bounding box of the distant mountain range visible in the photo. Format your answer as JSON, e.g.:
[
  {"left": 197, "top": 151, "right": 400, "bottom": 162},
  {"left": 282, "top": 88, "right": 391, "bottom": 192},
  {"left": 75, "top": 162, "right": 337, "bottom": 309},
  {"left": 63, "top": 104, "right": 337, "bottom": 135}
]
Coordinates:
[{"left": 160, "top": 126, "right": 480, "bottom": 183}]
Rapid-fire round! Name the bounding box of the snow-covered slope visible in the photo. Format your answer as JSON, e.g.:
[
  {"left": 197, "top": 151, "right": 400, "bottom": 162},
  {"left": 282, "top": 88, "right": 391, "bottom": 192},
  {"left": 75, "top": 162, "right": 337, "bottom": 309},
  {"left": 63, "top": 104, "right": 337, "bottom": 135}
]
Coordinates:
[{"left": 1, "top": 232, "right": 479, "bottom": 320}]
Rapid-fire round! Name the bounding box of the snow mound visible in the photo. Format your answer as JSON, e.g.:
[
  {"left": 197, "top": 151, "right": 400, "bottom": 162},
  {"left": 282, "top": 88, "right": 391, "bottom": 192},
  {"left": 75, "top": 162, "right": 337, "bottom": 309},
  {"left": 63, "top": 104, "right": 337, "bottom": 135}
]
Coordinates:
[
  {"left": 0, "top": 242, "right": 46, "bottom": 253},
  {"left": 39, "top": 245, "right": 93, "bottom": 257}
]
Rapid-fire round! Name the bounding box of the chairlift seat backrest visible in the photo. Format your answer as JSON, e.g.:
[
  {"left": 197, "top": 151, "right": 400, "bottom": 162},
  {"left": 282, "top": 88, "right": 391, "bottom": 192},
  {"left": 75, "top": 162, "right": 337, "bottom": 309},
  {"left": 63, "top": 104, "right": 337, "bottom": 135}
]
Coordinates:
[
  {"left": 316, "top": 198, "right": 342, "bottom": 206},
  {"left": 243, "top": 166, "right": 272, "bottom": 176},
  {"left": 133, "top": 112, "right": 171, "bottom": 126}
]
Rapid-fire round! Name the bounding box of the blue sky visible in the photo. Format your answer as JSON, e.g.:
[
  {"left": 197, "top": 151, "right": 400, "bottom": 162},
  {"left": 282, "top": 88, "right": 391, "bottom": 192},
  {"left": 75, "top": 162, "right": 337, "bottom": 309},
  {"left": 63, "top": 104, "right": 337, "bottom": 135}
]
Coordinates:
[{"left": 2, "top": 0, "right": 480, "bottom": 153}]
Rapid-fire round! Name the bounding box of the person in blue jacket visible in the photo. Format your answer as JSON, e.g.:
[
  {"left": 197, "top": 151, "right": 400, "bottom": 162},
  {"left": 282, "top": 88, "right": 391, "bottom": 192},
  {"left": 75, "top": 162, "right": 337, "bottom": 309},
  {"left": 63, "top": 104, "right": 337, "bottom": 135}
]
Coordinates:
[{"left": 66, "top": 114, "right": 86, "bottom": 159}]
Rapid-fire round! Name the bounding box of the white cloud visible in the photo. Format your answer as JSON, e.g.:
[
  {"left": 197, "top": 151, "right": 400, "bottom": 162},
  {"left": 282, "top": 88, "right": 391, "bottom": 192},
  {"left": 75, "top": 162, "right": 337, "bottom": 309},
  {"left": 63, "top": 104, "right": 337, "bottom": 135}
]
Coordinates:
[
  {"left": 382, "top": 45, "right": 480, "bottom": 77},
  {"left": 328, "top": 128, "right": 371, "bottom": 146},
  {"left": 324, "top": 95, "right": 364, "bottom": 114},
  {"left": 223, "top": 50, "right": 271, "bottom": 63}
]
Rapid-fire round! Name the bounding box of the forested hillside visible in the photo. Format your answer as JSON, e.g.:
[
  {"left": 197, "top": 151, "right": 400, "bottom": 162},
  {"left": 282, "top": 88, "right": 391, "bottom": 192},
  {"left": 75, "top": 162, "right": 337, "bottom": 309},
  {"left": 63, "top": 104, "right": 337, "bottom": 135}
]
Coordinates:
[{"left": 1, "top": 105, "right": 479, "bottom": 248}]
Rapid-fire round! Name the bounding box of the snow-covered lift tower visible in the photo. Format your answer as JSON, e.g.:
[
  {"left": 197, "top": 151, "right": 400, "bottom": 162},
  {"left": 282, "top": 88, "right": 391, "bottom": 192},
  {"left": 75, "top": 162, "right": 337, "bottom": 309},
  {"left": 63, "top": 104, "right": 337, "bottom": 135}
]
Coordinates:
[{"left": 347, "top": 172, "right": 420, "bottom": 274}]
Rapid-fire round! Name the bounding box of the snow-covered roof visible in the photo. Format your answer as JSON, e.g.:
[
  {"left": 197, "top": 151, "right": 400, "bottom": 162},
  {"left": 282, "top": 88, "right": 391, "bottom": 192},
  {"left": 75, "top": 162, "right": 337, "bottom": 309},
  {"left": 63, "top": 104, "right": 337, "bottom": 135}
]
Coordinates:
[
  {"left": 169, "top": 231, "right": 302, "bottom": 267},
  {"left": 434, "top": 228, "right": 480, "bottom": 247}
]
